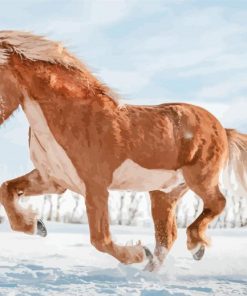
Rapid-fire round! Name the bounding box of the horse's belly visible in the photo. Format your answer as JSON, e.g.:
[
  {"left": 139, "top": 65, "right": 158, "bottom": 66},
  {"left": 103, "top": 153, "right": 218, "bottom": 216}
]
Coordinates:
[{"left": 109, "top": 159, "right": 184, "bottom": 192}]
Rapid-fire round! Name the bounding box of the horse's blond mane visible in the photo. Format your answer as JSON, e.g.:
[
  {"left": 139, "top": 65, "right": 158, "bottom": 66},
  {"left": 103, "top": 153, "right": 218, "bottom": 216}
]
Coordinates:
[
  {"left": 0, "top": 31, "right": 83, "bottom": 70},
  {"left": 0, "top": 48, "right": 8, "bottom": 64},
  {"left": 0, "top": 30, "right": 120, "bottom": 104}
]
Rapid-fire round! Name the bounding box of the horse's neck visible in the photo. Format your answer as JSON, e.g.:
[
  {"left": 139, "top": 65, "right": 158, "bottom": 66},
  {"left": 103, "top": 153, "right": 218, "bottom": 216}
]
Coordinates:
[
  {"left": 21, "top": 79, "right": 118, "bottom": 146},
  {"left": 11, "top": 57, "right": 119, "bottom": 143},
  {"left": 0, "top": 67, "right": 20, "bottom": 125}
]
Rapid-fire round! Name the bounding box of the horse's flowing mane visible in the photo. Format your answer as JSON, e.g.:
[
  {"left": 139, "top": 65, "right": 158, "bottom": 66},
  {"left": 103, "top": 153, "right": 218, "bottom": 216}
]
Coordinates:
[
  {"left": 0, "top": 31, "right": 82, "bottom": 69},
  {"left": 0, "top": 30, "right": 119, "bottom": 104}
]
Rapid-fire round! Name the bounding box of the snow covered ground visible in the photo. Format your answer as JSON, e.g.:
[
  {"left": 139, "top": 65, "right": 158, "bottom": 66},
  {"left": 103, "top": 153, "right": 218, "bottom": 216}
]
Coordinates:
[{"left": 0, "top": 222, "right": 246, "bottom": 296}]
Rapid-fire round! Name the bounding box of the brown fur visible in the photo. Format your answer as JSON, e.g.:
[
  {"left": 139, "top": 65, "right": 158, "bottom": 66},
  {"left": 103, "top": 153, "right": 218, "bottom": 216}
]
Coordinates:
[
  {"left": 146, "top": 184, "right": 189, "bottom": 271},
  {"left": 0, "top": 31, "right": 246, "bottom": 270}
]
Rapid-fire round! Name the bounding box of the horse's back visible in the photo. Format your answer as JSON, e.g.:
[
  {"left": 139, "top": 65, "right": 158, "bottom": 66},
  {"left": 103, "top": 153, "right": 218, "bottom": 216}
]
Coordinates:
[{"left": 123, "top": 102, "right": 228, "bottom": 169}]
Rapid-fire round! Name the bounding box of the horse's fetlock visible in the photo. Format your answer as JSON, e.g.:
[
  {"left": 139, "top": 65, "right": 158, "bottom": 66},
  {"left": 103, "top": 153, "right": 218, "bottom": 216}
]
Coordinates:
[
  {"left": 91, "top": 239, "right": 111, "bottom": 253},
  {"left": 11, "top": 220, "right": 35, "bottom": 234}
]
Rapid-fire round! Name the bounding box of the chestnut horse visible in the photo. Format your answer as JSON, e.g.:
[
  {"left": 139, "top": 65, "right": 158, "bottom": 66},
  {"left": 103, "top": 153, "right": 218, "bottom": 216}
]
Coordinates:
[{"left": 0, "top": 31, "right": 246, "bottom": 271}]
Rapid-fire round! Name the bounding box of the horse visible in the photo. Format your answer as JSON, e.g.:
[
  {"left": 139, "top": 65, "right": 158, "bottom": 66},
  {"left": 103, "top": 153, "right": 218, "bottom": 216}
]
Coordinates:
[{"left": 0, "top": 31, "right": 246, "bottom": 272}]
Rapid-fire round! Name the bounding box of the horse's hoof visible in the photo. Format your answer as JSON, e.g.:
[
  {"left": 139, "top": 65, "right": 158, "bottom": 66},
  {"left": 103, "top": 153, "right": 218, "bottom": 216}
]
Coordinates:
[
  {"left": 36, "top": 219, "right": 47, "bottom": 237},
  {"left": 192, "top": 244, "right": 205, "bottom": 261},
  {"left": 143, "top": 257, "right": 161, "bottom": 272},
  {"left": 143, "top": 246, "right": 157, "bottom": 272},
  {"left": 143, "top": 246, "right": 153, "bottom": 262}
]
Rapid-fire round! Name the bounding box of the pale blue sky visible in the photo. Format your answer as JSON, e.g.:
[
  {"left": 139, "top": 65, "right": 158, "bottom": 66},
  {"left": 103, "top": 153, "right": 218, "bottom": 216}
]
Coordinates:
[{"left": 0, "top": 0, "right": 247, "bottom": 181}]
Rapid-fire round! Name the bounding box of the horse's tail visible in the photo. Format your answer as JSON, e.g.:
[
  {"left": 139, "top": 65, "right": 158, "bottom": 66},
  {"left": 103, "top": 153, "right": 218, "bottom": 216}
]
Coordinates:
[{"left": 223, "top": 129, "right": 247, "bottom": 195}]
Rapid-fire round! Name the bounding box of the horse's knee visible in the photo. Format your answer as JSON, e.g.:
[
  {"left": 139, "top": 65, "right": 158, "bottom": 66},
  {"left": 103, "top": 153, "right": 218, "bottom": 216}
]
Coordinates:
[
  {"left": 204, "top": 194, "right": 226, "bottom": 216},
  {"left": 0, "top": 181, "right": 12, "bottom": 204}
]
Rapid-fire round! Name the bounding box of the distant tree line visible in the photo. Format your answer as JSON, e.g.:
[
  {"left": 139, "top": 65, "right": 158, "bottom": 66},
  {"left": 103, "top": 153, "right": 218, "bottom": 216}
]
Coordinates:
[{"left": 0, "top": 190, "right": 246, "bottom": 228}]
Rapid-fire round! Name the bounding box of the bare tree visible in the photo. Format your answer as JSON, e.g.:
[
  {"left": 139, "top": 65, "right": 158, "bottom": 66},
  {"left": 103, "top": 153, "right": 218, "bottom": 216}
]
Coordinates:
[
  {"left": 9, "top": 187, "right": 246, "bottom": 228},
  {"left": 70, "top": 194, "right": 82, "bottom": 223},
  {"left": 56, "top": 195, "right": 63, "bottom": 222},
  {"left": 46, "top": 195, "right": 53, "bottom": 221},
  {"left": 117, "top": 194, "right": 125, "bottom": 225},
  {"left": 126, "top": 192, "right": 142, "bottom": 226}
]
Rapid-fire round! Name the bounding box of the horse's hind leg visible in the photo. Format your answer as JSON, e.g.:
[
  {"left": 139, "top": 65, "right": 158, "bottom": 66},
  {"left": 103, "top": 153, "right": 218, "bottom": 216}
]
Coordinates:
[
  {"left": 144, "top": 184, "right": 189, "bottom": 272},
  {"left": 0, "top": 169, "right": 65, "bottom": 235},
  {"left": 183, "top": 166, "right": 226, "bottom": 260}
]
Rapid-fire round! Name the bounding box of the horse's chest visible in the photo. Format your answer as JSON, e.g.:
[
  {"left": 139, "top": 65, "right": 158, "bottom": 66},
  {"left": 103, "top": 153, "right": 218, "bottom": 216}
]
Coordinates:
[
  {"left": 23, "top": 97, "right": 86, "bottom": 195},
  {"left": 29, "top": 131, "right": 85, "bottom": 194}
]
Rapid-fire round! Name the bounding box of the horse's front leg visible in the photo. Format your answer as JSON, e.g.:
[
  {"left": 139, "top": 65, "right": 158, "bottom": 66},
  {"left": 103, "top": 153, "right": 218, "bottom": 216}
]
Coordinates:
[
  {"left": 0, "top": 169, "right": 65, "bottom": 235},
  {"left": 145, "top": 184, "right": 189, "bottom": 272},
  {"left": 85, "top": 183, "right": 152, "bottom": 265}
]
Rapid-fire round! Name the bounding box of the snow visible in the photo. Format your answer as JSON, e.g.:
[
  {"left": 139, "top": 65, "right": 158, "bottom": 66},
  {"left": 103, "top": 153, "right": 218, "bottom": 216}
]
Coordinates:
[{"left": 0, "top": 222, "right": 246, "bottom": 296}]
